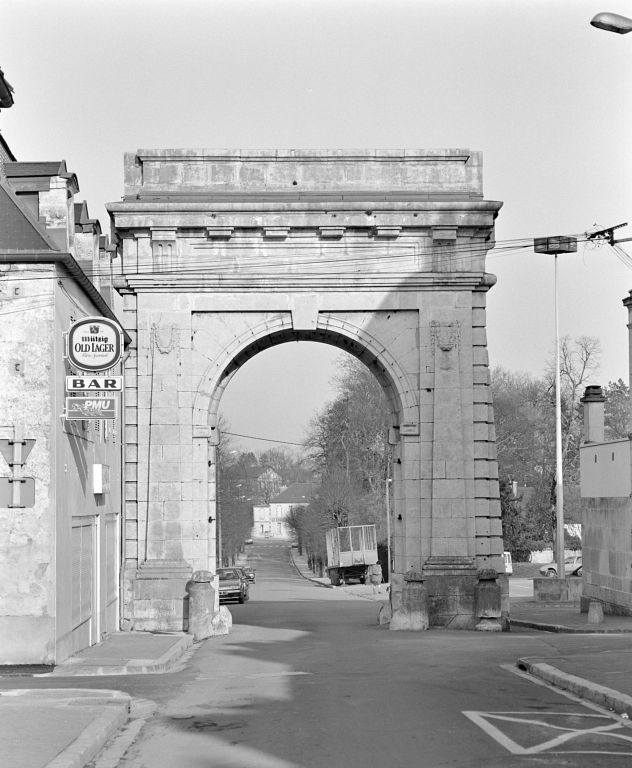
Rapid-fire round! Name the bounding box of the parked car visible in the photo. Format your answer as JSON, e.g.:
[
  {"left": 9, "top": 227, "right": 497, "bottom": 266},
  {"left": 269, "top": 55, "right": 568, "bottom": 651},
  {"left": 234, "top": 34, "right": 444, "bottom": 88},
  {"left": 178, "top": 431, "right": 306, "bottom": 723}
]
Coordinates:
[
  {"left": 244, "top": 538, "right": 253, "bottom": 545},
  {"left": 241, "top": 564, "right": 256, "bottom": 583},
  {"left": 217, "top": 567, "right": 249, "bottom": 603},
  {"left": 539, "top": 554, "right": 582, "bottom": 578}
]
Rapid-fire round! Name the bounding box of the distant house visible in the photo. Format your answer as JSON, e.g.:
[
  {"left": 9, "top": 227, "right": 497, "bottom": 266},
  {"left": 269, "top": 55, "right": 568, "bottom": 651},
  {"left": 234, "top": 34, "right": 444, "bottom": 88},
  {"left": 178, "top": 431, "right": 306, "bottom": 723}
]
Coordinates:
[
  {"left": 224, "top": 463, "right": 283, "bottom": 504},
  {"left": 253, "top": 482, "right": 318, "bottom": 538}
]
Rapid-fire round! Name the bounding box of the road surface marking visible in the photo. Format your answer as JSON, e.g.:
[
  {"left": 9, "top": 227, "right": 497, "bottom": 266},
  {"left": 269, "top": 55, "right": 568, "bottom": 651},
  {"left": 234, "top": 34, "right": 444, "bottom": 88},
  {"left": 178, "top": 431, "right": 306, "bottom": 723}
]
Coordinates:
[{"left": 463, "top": 710, "right": 632, "bottom": 755}]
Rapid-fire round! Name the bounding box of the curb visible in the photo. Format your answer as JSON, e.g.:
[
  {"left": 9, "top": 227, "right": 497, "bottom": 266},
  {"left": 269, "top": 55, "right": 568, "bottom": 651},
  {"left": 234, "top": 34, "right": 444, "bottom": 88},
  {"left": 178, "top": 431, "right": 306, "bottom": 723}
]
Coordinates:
[
  {"left": 517, "top": 658, "right": 632, "bottom": 718},
  {"left": 49, "top": 634, "right": 194, "bottom": 677},
  {"left": 511, "top": 619, "right": 632, "bottom": 634},
  {"left": 2, "top": 689, "right": 130, "bottom": 768},
  {"left": 46, "top": 703, "right": 128, "bottom": 768},
  {"left": 288, "top": 549, "right": 334, "bottom": 589}
]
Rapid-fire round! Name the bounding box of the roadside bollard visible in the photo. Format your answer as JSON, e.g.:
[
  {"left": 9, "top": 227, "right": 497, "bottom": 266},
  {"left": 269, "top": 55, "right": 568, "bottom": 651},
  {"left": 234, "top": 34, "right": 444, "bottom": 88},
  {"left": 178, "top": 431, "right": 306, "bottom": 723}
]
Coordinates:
[
  {"left": 474, "top": 568, "right": 502, "bottom": 632},
  {"left": 587, "top": 600, "right": 604, "bottom": 625},
  {"left": 186, "top": 570, "right": 216, "bottom": 641}
]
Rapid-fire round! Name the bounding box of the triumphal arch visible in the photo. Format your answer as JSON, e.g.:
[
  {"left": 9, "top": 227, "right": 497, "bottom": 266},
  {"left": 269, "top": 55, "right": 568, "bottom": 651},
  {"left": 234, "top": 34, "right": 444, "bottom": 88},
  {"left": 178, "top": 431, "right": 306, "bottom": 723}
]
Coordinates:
[{"left": 108, "top": 149, "right": 505, "bottom": 631}]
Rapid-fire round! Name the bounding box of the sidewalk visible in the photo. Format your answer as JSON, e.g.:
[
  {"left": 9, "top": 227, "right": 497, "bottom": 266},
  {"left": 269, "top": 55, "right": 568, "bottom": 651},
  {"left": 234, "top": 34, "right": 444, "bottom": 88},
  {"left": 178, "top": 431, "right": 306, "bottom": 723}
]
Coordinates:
[
  {"left": 0, "top": 688, "right": 131, "bottom": 768},
  {"left": 510, "top": 598, "right": 632, "bottom": 634},
  {"left": 289, "top": 547, "right": 389, "bottom": 602},
  {"left": 510, "top": 596, "right": 632, "bottom": 718},
  {"left": 46, "top": 631, "right": 193, "bottom": 677},
  {"left": 0, "top": 632, "right": 192, "bottom": 767}
]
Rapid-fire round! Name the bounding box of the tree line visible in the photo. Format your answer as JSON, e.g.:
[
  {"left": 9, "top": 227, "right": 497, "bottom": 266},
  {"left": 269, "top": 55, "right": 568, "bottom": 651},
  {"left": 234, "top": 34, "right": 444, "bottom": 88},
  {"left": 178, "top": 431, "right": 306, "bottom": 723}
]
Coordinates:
[{"left": 219, "top": 336, "right": 629, "bottom": 570}]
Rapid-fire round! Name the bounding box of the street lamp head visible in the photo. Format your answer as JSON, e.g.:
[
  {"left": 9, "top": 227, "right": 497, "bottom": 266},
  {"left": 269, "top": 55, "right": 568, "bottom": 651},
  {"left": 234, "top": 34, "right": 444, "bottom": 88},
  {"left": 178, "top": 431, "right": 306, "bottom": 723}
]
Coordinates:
[{"left": 590, "top": 12, "right": 632, "bottom": 34}]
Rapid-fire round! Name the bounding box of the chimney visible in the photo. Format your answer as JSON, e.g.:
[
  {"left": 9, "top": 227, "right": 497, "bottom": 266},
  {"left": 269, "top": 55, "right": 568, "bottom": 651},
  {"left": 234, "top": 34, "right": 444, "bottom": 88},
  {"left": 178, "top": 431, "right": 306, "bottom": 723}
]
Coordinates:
[{"left": 580, "top": 385, "right": 606, "bottom": 443}]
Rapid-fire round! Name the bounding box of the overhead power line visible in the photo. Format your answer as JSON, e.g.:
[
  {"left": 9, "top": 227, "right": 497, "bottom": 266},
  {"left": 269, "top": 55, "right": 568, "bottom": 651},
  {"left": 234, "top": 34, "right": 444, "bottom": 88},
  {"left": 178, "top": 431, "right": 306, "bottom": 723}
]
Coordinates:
[
  {"left": 0, "top": 234, "right": 568, "bottom": 284},
  {"left": 223, "top": 430, "right": 310, "bottom": 447}
]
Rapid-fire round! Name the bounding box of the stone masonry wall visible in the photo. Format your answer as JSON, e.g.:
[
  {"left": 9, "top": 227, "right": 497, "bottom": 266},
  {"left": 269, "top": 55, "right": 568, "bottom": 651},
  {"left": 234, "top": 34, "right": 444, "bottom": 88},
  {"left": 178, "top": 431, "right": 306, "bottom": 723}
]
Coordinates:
[{"left": 582, "top": 496, "right": 632, "bottom": 615}]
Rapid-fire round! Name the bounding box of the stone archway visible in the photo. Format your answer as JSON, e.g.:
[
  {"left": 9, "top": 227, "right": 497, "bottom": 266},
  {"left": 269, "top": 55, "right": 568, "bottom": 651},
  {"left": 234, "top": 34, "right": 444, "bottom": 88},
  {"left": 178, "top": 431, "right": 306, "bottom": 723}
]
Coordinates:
[{"left": 108, "top": 149, "right": 504, "bottom": 632}]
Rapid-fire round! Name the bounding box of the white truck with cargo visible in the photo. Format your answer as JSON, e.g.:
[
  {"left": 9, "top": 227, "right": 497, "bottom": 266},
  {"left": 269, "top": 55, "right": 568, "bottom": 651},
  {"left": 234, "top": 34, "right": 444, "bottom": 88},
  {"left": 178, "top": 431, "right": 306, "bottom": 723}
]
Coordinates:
[{"left": 325, "top": 524, "right": 378, "bottom": 586}]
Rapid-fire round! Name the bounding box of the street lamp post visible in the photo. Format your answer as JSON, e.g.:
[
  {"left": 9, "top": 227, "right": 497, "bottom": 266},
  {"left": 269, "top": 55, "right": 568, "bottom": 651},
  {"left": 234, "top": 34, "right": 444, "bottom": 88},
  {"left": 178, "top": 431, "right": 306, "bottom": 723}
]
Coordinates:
[{"left": 534, "top": 236, "right": 577, "bottom": 578}]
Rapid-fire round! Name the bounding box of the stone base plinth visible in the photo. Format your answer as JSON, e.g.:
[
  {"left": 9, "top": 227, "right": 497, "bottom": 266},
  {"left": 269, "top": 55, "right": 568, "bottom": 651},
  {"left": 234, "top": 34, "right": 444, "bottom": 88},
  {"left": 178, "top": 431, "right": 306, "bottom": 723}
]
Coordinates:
[
  {"left": 132, "top": 560, "right": 192, "bottom": 632},
  {"left": 534, "top": 576, "right": 582, "bottom": 603},
  {"left": 422, "top": 556, "right": 478, "bottom": 629},
  {"left": 390, "top": 572, "right": 429, "bottom": 631}
]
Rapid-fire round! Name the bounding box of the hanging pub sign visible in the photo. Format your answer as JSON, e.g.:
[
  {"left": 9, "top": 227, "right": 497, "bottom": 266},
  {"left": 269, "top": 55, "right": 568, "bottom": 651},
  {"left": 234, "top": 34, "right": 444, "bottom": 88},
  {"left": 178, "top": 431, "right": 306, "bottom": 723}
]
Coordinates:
[
  {"left": 66, "top": 376, "right": 123, "bottom": 392},
  {"left": 65, "top": 396, "right": 118, "bottom": 420},
  {"left": 66, "top": 316, "right": 123, "bottom": 372}
]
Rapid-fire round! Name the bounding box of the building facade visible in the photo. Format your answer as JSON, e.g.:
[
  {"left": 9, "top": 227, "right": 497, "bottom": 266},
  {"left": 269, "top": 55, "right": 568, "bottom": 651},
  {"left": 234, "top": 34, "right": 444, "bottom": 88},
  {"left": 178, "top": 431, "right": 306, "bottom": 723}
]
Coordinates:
[
  {"left": 579, "top": 294, "right": 632, "bottom": 617},
  {"left": 0, "top": 160, "right": 124, "bottom": 663}
]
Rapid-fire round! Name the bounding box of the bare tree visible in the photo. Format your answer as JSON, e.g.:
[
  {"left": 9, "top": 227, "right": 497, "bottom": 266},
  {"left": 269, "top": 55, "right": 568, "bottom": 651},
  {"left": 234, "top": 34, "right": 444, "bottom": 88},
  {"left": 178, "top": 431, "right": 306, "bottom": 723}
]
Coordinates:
[
  {"left": 603, "top": 379, "right": 631, "bottom": 440},
  {"left": 545, "top": 335, "right": 601, "bottom": 480}
]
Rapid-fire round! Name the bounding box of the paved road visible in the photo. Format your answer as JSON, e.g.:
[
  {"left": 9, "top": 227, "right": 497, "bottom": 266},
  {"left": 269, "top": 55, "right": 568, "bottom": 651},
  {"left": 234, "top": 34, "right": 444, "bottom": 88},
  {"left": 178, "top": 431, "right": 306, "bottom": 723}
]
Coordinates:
[{"left": 109, "top": 541, "right": 632, "bottom": 768}]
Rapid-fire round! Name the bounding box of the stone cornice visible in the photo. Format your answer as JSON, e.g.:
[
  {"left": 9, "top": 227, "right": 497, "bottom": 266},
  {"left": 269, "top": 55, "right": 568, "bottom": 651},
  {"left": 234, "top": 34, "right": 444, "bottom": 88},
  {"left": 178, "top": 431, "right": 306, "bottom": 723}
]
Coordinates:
[
  {"left": 114, "top": 271, "right": 493, "bottom": 293},
  {"left": 134, "top": 148, "right": 473, "bottom": 163},
  {"left": 110, "top": 197, "right": 501, "bottom": 212}
]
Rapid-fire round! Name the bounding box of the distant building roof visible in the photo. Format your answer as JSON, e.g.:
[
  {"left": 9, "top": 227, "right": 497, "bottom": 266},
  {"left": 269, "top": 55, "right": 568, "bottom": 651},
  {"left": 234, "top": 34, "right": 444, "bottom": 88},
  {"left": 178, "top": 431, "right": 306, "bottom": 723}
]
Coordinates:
[
  {"left": 0, "top": 177, "right": 59, "bottom": 251},
  {"left": 4, "top": 161, "right": 68, "bottom": 177},
  {"left": 4, "top": 161, "right": 79, "bottom": 195},
  {"left": 271, "top": 482, "right": 318, "bottom": 505},
  {"left": 74, "top": 201, "right": 100, "bottom": 234},
  {"left": 0, "top": 130, "right": 16, "bottom": 164}
]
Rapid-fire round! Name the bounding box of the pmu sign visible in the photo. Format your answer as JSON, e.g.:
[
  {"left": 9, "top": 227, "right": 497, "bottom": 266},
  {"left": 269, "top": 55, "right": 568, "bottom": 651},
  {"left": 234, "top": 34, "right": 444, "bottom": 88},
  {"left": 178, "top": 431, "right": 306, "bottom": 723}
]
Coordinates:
[
  {"left": 67, "top": 316, "right": 123, "bottom": 372},
  {"left": 66, "top": 376, "right": 123, "bottom": 392},
  {"left": 65, "top": 397, "right": 118, "bottom": 420}
]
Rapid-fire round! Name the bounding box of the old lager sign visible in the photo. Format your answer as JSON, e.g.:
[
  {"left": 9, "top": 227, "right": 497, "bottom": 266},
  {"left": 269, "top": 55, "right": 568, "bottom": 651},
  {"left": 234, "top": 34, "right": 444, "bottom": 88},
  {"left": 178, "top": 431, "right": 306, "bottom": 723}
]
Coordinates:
[
  {"left": 67, "top": 316, "right": 123, "bottom": 372},
  {"left": 65, "top": 396, "right": 118, "bottom": 420}
]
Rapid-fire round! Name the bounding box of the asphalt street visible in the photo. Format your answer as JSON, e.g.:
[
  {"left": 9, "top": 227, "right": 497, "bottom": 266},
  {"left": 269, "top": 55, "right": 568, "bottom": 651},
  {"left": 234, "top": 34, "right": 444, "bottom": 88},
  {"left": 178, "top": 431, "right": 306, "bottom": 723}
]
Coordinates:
[
  {"left": 115, "top": 541, "right": 632, "bottom": 768},
  {"left": 4, "top": 541, "right": 631, "bottom": 767}
]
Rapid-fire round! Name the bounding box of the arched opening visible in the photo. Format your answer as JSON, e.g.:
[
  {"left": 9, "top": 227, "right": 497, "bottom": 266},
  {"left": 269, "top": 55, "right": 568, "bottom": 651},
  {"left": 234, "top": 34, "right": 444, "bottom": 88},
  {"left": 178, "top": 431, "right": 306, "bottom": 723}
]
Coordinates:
[{"left": 197, "top": 329, "right": 413, "bottom": 585}]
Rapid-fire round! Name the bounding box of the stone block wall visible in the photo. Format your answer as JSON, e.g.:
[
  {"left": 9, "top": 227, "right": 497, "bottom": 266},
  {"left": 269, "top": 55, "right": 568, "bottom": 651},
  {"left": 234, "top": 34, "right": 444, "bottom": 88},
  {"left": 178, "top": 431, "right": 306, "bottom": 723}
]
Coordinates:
[{"left": 582, "top": 497, "right": 632, "bottom": 615}]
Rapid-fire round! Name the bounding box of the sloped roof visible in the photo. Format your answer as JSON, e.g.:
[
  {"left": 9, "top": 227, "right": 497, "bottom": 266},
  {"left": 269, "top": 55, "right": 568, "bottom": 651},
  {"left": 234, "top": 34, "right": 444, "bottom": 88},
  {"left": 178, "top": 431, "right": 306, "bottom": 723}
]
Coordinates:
[
  {"left": 271, "top": 482, "right": 318, "bottom": 504},
  {"left": 0, "top": 177, "right": 59, "bottom": 251},
  {"left": 0, "top": 130, "right": 16, "bottom": 162},
  {"left": 4, "top": 161, "right": 67, "bottom": 177},
  {"left": 74, "top": 200, "right": 100, "bottom": 234},
  {"left": 3, "top": 160, "right": 79, "bottom": 195}
]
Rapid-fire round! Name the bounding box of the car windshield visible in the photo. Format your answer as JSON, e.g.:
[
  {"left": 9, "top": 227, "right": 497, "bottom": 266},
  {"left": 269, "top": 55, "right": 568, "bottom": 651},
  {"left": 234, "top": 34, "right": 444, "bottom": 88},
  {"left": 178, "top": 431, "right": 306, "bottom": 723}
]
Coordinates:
[{"left": 218, "top": 570, "right": 238, "bottom": 580}]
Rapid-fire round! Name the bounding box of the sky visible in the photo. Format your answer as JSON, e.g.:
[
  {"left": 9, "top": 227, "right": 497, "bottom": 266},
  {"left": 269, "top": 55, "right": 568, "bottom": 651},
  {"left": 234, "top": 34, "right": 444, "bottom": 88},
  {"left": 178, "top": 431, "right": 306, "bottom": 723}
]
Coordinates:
[{"left": 3, "top": 0, "right": 632, "bottom": 453}]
